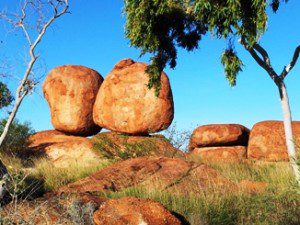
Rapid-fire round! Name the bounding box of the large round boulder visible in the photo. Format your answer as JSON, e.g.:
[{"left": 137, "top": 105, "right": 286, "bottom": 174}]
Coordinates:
[
  {"left": 93, "top": 59, "right": 174, "bottom": 135},
  {"left": 189, "top": 124, "right": 250, "bottom": 151},
  {"left": 248, "top": 121, "right": 300, "bottom": 161},
  {"left": 43, "top": 65, "right": 103, "bottom": 136},
  {"left": 93, "top": 197, "right": 182, "bottom": 225}
]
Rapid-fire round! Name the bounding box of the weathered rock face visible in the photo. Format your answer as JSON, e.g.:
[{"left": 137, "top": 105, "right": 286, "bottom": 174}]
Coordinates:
[
  {"left": 28, "top": 130, "right": 102, "bottom": 168},
  {"left": 93, "top": 197, "right": 182, "bottom": 225},
  {"left": 248, "top": 121, "right": 300, "bottom": 161},
  {"left": 189, "top": 124, "right": 250, "bottom": 151},
  {"left": 93, "top": 59, "right": 174, "bottom": 135},
  {"left": 59, "top": 156, "right": 234, "bottom": 195},
  {"left": 43, "top": 65, "right": 103, "bottom": 136},
  {"left": 189, "top": 146, "right": 247, "bottom": 161},
  {"left": 91, "top": 132, "right": 185, "bottom": 159}
]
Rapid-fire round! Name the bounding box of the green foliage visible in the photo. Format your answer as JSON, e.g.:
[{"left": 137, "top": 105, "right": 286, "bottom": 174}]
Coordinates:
[
  {"left": 0, "top": 82, "right": 13, "bottom": 109},
  {"left": 0, "top": 119, "right": 34, "bottom": 154},
  {"left": 124, "top": 0, "right": 289, "bottom": 91}
]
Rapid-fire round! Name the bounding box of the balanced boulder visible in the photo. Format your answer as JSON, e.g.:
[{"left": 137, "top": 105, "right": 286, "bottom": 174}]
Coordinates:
[
  {"left": 43, "top": 65, "right": 103, "bottom": 136},
  {"left": 28, "top": 130, "right": 103, "bottom": 168},
  {"left": 93, "top": 59, "right": 174, "bottom": 135},
  {"left": 189, "top": 124, "right": 250, "bottom": 151},
  {"left": 248, "top": 121, "right": 300, "bottom": 161},
  {"left": 93, "top": 197, "right": 182, "bottom": 225}
]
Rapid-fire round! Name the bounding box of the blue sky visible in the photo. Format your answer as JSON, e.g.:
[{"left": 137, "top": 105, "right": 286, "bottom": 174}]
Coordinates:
[{"left": 0, "top": 0, "right": 300, "bottom": 132}]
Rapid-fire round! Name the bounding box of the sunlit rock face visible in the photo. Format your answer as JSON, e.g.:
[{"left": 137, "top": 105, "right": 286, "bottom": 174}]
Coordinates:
[
  {"left": 43, "top": 65, "right": 103, "bottom": 136},
  {"left": 93, "top": 59, "right": 174, "bottom": 135},
  {"left": 248, "top": 121, "right": 300, "bottom": 161}
]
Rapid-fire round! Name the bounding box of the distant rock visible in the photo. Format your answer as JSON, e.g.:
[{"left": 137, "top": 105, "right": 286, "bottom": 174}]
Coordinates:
[
  {"left": 59, "top": 156, "right": 235, "bottom": 195},
  {"left": 43, "top": 65, "right": 103, "bottom": 136},
  {"left": 93, "top": 197, "right": 182, "bottom": 225},
  {"left": 93, "top": 59, "right": 174, "bottom": 135},
  {"left": 189, "top": 124, "right": 250, "bottom": 151},
  {"left": 28, "top": 130, "right": 102, "bottom": 168},
  {"left": 248, "top": 121, "right": 300, "bottom": 161},
  {"left": 189, "top": 146, "right": 247, "bottom": 161},
  {"left": 91, "top": 132, "right": 185, "bottom": 159}
]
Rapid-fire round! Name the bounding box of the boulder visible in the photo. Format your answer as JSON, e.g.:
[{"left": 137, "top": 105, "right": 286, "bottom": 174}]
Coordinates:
[
  {"left": 189, "top": 146, "right": 247, "bottom": 161},
  {"left": 189, "top": 124, "right": 250, "bottom": 151},
  {"left": 93, "top": 197, "right": 182, "bottom": 225},
  {"left": 43, "top": 65, "right": 103, "bottom": 136},
  {"left": 91, "top": 132, "right": 185, "bottom": 159},
  {"left": 28, "top": 130, "right": 102, "bottom": 168},
  {"left": 59, "top": 156, "right": 235, "bottom": 195},
  {"left": 93, "top": 59, "right": 174, "bottom": 135},
  {"left": 247, "top": 121, "right": 300, "bottom": 161}
]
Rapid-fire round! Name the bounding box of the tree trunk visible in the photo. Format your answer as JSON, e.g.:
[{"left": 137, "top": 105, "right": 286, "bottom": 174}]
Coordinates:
[{"left": 278, "top": 81, "right": 300, "bottom": 185}]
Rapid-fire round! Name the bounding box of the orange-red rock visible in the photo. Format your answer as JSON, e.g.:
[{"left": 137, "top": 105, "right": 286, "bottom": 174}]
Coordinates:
[
  {"left": 43, "top": 65, "right": 103, "bottom": 136},
  {"left": 93, "top": 197, "right": 182, "bottom": 225},
  {"left": 93, "top": 59, "right": 174, "bottom": 135},
  {"left": 28, "top": 130, "right": 102, "bottom": 168},
  {"left": 247, "top": 121, "right": 300, "bottom": 161},
  {"left": 189, "top": 124, "right": 250, "bottom": 151},
  {"left": 190, "top": 146, "right": 247, "bottom": 161},
  {"left": 59, "top": 156, "right": 234, "bottom": 195}
]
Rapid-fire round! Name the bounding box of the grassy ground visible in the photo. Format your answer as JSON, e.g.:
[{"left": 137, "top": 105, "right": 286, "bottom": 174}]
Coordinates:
[{"left": 1, "top": 152, "right": 300, "bottom": 225}]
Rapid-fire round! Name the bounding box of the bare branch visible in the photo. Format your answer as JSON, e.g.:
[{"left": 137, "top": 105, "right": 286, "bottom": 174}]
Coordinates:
[{"left": 280, "top": 45, "right": 300, "bottom": 80}]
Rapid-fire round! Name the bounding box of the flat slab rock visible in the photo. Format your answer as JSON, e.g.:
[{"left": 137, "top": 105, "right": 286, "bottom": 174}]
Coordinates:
[
  {"left": 189, "top": 124, "right": 250, "bottom": 151},
  {"left": 93, "top": 197, "right": 182, "bottom": 225},
  {"left": 248, "top": 120, "right": 300, "bottom": 161},
  {"left": 189, "top": 146, "right": 247, "bottom": 161},
  {"left": 27, "top": 130, "right": 102, "bottom": 168},
  {"left": 93, "top": 59, "right": 174, "bottom": 135},
  {"left": 59, "top": 156, "right": 235, "bottom": 195}
]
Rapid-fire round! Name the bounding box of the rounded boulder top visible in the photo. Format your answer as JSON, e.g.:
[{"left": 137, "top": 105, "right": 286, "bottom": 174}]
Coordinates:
[
  {"left": 43, "top": 65, "right": 103, "bottom": 136},
  {"left": 93, "top": 59, "right": 174, "bottom": 135}
]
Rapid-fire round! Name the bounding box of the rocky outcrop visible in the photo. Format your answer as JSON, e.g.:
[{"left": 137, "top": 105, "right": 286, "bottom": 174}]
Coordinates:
[
  {"left": 189, "top": 146, "right": 247, "bottom": 161},
  {"left": 59, "top": 156, "right": 234, "bottom": 195},
  {"left": 247, "top": 121, "right": 300, "bottom": 161},
  {"left": 93, "top": 197, "right": 182, "bottom": 225},
  {"left": 28, "top": 130, "right": 102, "bottom": 168},
  {"left": 93, "top": 59, "right": 174, "bottom": 135},
  {"left": 91, "top": 132, "right": 185, "bottom": 159},
  {"left": 189, "top": 124, "right": 250, "bottom": 151},
  {"left": 43, "top": 65, "right": 103, "bottom": 136}
]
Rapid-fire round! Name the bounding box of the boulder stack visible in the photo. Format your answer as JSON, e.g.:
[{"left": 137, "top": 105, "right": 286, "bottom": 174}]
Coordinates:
[
  {"left": 189, "top": 124, "right": 249, "bottom": 161},
  {"left": 93, "top": 59, "right": 174, "bottom": 135},
  {"left": 43, "top": 65, "right": 103, "bottom": 136},
  {"left": 247, "top": 120, "right": 300, "bottom": 161}
]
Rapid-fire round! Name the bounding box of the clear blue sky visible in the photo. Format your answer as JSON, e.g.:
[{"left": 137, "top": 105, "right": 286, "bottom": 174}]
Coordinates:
[{"left": 0, "top": 0, "right": 300, "bottom": 132}]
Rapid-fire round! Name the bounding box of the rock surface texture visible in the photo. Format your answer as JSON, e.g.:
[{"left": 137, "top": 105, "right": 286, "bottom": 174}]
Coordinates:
[
  {"left": 28, "top": 130, "right": 102, "bottom": 168},
  {"left": 93, "top": 197, "right": 182, "bottom": 225},
  {"left": 189, "top": 124, "right": 250, "bottom": 151},
  {"left": 190, "top": 146, "right": 247, "bottom": 161},
  {"left": 93, "top": 59, "right": 174, "bottom": 135},
  {"left": 43, "top": 65, "right": 103, "bottom": 136},
  {"left": 59, "top": 156, "right": 234, "bottom": 195},
  {"left": 247, "top": 121, "right": 300, "bottom": 161}
]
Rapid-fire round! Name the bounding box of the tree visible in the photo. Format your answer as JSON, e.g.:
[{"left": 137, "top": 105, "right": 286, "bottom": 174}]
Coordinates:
[
  {"left": 0, "top": 0, "right": 69, "bottom": 200},
  {"left": 124, "top": 0, "right": 300, "bottom": 184}
]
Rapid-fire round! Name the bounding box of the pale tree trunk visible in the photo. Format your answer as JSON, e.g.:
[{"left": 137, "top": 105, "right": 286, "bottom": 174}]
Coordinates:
[{"left": 278, "top": 81, "right": 300, "bottom": 185}]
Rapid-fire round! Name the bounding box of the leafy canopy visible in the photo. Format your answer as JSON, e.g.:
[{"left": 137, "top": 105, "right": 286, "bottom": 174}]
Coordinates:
[
  {"left": 0, "top": 82, "right": 13, "bottom": 109},
  {"left": 124, "top": 0, "right": 288, "bottom": 93}
]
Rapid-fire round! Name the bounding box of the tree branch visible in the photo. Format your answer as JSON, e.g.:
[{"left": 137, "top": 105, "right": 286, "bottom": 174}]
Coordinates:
[{"left": 280, "top": 45, "right": 300, "bottom": 80}]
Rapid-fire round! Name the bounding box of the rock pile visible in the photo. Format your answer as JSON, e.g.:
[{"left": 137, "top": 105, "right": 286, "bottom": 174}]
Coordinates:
[
  {"left": 189, "top": 124, "right": 249, "bottom": 161},
  {"left": 93, "top": 59, "right": 174, "bottom": 135}
]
